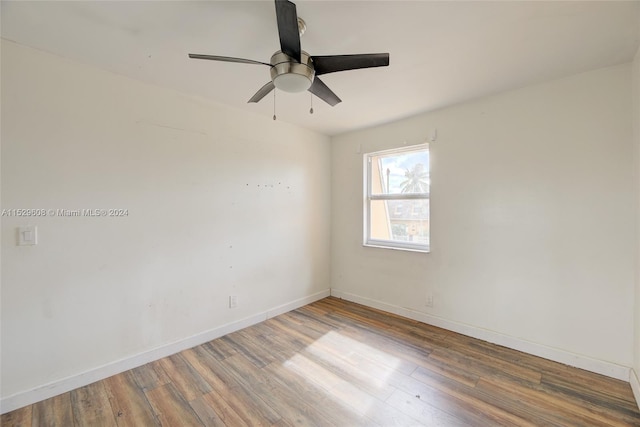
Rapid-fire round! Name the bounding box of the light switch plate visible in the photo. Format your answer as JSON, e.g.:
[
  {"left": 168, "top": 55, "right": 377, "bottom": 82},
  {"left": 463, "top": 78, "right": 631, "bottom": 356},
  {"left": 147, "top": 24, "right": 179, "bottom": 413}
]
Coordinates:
[{"left": 18, "top": 226, "right": 37, "bottom": 246}]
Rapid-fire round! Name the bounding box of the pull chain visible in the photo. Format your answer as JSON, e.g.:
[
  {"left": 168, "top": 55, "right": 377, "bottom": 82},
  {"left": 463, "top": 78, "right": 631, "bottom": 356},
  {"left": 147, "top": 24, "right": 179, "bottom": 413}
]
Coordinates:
[
  {"left": 310, "top": 93, "right": 314, "bottom": 115},
  {"left": 273, "top": 89, "right": 277, "bottom": 121}
]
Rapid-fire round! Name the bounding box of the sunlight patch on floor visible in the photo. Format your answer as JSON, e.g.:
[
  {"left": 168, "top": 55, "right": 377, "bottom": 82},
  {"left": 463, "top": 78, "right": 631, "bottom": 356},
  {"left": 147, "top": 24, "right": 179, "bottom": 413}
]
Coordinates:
[
  {"left": 304, "top": 330, "right": 401, "bottom": 389},
  {"left": 283, "top": 330, "right": 402, "bottom": 416}
]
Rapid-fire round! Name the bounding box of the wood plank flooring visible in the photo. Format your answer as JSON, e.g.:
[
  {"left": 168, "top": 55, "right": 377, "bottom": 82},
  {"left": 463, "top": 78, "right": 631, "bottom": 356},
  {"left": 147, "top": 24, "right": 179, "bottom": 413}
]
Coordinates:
[{"left": 3, "top": 297, "right": 639, "bottom": 426}]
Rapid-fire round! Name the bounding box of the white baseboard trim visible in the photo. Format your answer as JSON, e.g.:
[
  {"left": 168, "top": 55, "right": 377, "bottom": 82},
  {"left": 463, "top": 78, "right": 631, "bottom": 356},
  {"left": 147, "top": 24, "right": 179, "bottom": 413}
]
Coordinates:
[
  {"left": 330, "top": 289, "right": 631, "bottom": 382},
  {"left": 631, "top": 369, "right": 640, "bottom": 410},
  {"left": 0, "top": 289, "right": 330, "bottom": 414}
]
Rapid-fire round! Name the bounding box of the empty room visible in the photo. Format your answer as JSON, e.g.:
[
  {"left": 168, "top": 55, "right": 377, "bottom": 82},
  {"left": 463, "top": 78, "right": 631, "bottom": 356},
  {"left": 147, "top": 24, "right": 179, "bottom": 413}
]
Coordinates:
[{"left": 2, "top": 0, "right": 640, "bottom": 425}]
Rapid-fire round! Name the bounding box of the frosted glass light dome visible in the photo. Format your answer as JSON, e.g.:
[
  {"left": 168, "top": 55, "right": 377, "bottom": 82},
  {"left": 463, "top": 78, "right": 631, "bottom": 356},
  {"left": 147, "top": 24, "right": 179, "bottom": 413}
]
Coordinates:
[{"left": 273, "top": 73, "right": 312, "bottom": 92}]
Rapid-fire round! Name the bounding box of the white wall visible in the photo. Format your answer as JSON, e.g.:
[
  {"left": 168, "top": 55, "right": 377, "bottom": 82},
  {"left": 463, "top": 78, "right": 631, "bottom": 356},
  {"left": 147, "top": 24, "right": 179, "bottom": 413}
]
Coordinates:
[
  {"left": 0, "top": 40, "right": 331, "bottom": 404},
  {"left": 633, "top": 45, "right": 640, "bottom": 403},
  {"left": 332, "top": 64, "right": 635, "bottom": 375}
]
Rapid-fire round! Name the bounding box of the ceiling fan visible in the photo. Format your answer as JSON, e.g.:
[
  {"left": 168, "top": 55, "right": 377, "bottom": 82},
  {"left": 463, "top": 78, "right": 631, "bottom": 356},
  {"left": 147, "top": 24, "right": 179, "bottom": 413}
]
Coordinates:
[{"left": 188, "top": 0, "right": 389, "bottom": 107}]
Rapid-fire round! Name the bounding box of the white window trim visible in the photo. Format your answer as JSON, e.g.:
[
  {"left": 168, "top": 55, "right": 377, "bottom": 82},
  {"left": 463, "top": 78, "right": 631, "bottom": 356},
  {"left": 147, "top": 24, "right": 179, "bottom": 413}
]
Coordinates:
[{"left": 363, "top": 144, "right": 430, "bottom": 253}]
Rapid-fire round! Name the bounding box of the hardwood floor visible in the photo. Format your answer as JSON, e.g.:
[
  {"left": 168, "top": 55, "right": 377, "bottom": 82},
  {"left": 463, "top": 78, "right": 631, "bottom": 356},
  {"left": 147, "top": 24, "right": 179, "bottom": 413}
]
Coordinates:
[{"left": 3, "top": 297, "right": 639, "bottom": 426}]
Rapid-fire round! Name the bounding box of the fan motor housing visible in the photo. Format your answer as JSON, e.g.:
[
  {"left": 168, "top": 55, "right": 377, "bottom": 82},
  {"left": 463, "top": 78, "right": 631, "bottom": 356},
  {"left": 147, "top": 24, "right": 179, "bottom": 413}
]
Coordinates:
[{"left": 270, "top": 51, "right": 315, "bottom": 93}]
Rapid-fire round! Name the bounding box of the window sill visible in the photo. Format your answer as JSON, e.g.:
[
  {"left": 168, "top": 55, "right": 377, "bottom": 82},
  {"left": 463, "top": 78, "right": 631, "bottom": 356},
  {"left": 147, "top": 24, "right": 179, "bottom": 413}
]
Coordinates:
[{"left": 363, "top": 242, "right": 430, "bottom": 253}]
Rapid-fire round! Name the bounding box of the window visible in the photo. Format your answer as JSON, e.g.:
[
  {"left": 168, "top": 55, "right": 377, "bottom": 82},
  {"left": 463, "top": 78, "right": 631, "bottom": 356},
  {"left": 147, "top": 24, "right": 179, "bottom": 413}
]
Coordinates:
[{"left": 364, "top": 144, "right": 429, "bottom": 252}]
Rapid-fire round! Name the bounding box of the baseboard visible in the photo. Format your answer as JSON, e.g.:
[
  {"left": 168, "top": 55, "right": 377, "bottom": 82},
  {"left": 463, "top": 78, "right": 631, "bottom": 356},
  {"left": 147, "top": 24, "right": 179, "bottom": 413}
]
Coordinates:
[
  {"left": 330, "top": 289, "right": 630, "bottom": 382},
  {"left": 631, "top": 369, "right": 640, "bottom": 409},
  {"left": 0, "top": 289, "right": 330, "bottom": 414}
]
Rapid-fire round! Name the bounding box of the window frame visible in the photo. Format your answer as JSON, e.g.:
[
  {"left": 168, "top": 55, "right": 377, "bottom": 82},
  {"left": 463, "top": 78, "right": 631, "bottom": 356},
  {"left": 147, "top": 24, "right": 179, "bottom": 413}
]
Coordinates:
[{"left": 363, "top": 143, "right": 430, "bottom": 253}]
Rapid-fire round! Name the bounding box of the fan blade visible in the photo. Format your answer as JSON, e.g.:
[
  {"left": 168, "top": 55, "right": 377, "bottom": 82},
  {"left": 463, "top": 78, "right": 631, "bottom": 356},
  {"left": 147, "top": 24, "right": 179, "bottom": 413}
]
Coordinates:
[
  {"left": 188, "top": 54, "right": 271, "bottom": 67},
  {"left": 311, "top": 53, "right": 389, "bottom": 76},
  {"left": 275, "top": 0, "right": 301, "bottom": 62},
  {"left": 248, "top": 81, "right": 276, "bottom": 103},
  {"left": 308, "top": 77, "right": 341, "bottom": 106}
]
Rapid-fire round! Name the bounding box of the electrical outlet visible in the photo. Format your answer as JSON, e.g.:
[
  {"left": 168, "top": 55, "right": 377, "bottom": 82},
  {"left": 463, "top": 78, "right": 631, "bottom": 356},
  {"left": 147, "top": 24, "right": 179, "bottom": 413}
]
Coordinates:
[
  {"left": 426, "top": 294, "right": 434, "bottom": 307},
  {"left": 229, "top": 295, "right": 238, "bottom": 308}
]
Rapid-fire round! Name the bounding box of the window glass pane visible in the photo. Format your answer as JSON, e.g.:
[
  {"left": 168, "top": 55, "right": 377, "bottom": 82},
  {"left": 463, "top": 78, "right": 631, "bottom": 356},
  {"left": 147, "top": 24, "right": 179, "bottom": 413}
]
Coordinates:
[
  {"left": 369, "top": 199, "right": 429, "bottom": 246},
  {"left": 370, "top": 150, "right": 429, "bottom": 195}
]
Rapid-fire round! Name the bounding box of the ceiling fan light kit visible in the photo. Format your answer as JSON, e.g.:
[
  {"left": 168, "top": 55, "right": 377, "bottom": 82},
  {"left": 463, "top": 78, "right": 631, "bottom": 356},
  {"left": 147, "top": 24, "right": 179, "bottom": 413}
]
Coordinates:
[
  {"left": 270, "top": 51, "right": 314, "bottom": 93},
  {"left": 188, "top": 0, "right": 389, "bottom": 111}
]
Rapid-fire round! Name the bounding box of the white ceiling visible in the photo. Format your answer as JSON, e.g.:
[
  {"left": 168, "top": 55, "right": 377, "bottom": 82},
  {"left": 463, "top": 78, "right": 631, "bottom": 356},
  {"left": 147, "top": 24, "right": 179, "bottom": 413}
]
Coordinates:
[{"left": 2, "top": 1, "right": 639, "bottom": 136}]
